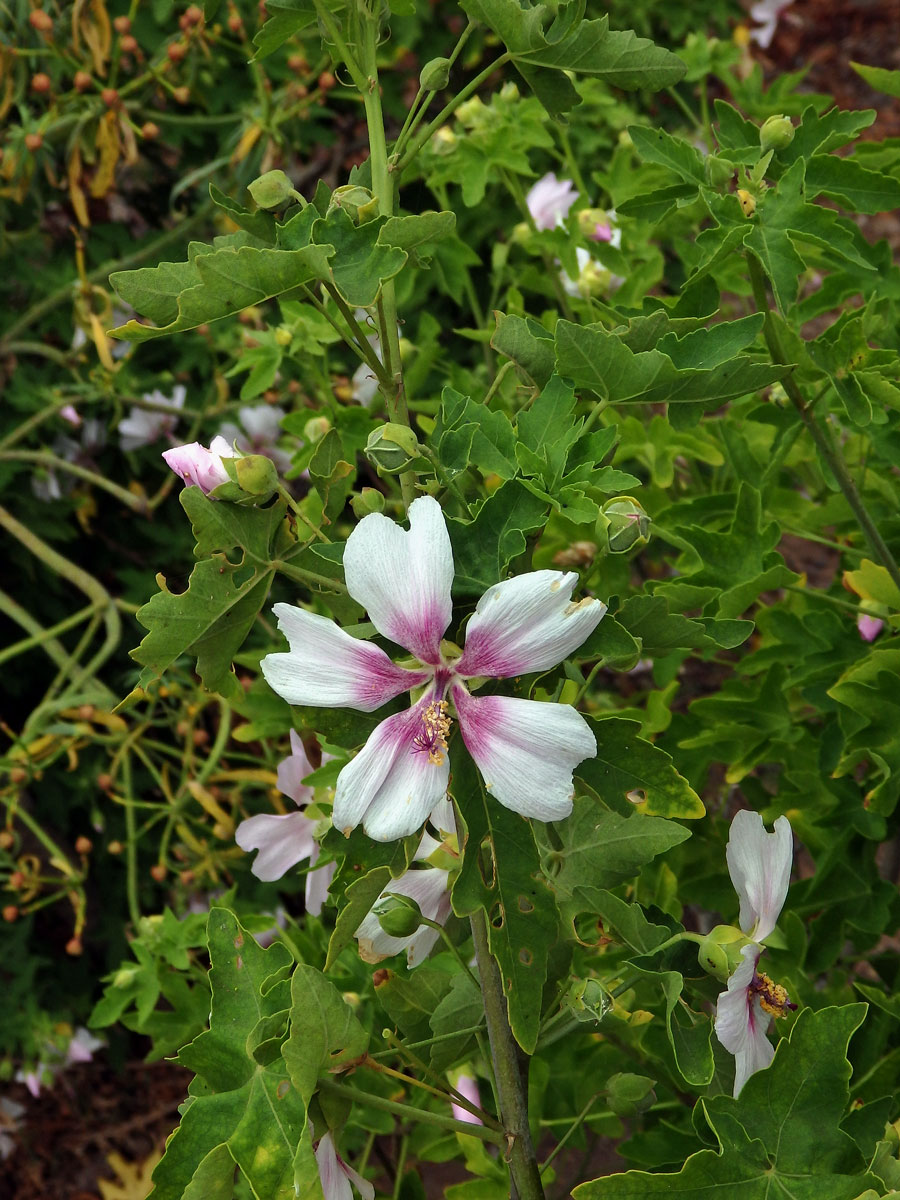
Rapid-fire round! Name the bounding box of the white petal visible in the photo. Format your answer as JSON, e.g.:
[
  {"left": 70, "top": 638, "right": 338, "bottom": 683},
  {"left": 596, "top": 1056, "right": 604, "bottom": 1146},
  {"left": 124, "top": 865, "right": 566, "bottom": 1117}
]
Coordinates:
[
  {"left": 262, "top": 603, "right": 430, "bottom": 712},
  {"left": 454, "top": 687, "right": 596, "bottom": 821},
  {"left": 726, "top": 811, "right": 792, "bottom": 941},
  {"left": 354, "top": 867, "right": 451, "bottom": 966},
  {"left": 714, "top": 945, "right": 774, "bottom": 1096},
  {"left": 342, "top": 495, "right": 453, "bottom": 664},
  {"left": 305, "top": 853, "right": 336, "bottom": 917},
  {"left": 457, "top": 570, "right": 607, "bottom": 678},
  {"left": 239, "top": 405, "right": 285, "bottom": 443},
  {"left": 276, "top": 729, "right": 315, "bottom": 806},
  {"left": 428, "top": 795, "right": 457, "bottom": 838},
  {"left": 235, "top": 811, "right": 316, "bottom": 881},
  {"left": 315, "top": 1134, "right": 353, "bottom": 1200},
  {"left": 332, "top": 702, "right": 450, "bottom": 841}
]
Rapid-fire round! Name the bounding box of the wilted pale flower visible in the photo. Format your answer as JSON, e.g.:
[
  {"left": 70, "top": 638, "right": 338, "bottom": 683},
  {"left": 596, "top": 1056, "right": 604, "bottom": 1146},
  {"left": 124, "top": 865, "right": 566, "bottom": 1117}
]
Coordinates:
[
  {"left": 314, "top": 1130, "right": 374, "bottom": 1200},
  {"left": 162, "top": 436, "right": 236, "bottom": 493},
  {"left": 749, "top": 0, "right": 791, "bottom": 47},
  {"left": 857, "top": 613, "right": 884, "bottom": 642},
  {"left": 0, "top": 1097, "right": 25, "bottom": 1161},
  {"left": 354, "top": 826, "right": 454, "bottom": 967},
  {"left": 235, "top": 730, "right": 335, "bottom": 915},
  {"left": 14, "top": 1026, "right": 104, "bottom": 1097},
  {"left": 262, "top": 496, "right": 605, "bottom": 841},
  {"left": 526, "top": 172, "right": 578, "bottom": 231},
  {"left": 119, "top": 385, "right": 186, "bottom": 451},
  {"left": 218, "top": 405, "right": 292, "bottom": 474},
  {"left": 714, "top": 811, "right": 796, "bottom": 1096},
  {"left": 31, "top": 418, "right": 107, "bottom": 502}
]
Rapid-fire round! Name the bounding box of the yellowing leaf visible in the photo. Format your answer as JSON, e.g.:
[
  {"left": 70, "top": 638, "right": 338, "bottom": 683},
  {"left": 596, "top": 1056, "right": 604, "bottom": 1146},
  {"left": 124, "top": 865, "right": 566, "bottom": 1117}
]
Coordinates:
[
  {"left": 91, "top": 111, "right": 120, "bottom": 198},
  {"left": 98, "top": 1149, "right": 162, "bottom": 1200},
  {"left": 68, "top": 145, "right": 91, "bottom": 227},
  {"left": 72, "top": 0, "right": 112, "bottom": 77}
]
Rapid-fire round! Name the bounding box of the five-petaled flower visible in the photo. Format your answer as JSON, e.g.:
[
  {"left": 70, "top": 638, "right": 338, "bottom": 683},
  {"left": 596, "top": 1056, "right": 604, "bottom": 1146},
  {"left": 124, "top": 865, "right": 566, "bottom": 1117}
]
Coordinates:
[
  {"left": 526, "top": 172, "right": 578, "bottom": 231},
  {"left": 714, "top": 810, "right": 796, "bottom": 1096},
  {"left": 262, "top": 496, "right": 606, "bottom": 841}
]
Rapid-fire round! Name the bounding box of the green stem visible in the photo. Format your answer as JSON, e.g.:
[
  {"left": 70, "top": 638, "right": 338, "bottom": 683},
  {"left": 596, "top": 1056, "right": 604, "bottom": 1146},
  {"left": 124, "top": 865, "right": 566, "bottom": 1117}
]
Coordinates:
[
  {"left": 378, "top": 1032, "right": 500, "bottom": 1129},
  {"left": 540, "top": 1092, "right": 602, "bottom": 1176},
  {"left": 394, "top": 52, "right": 512, "bottom": 175},
  {"left": 745, "top": 252, "right": 900, "bottom": 595},
  {"left": 469, "top": 909, "right": 545, "bottom": 1200},
  {"left": 121, "top": 752, "right": 142, "bottom": 929},
  {"left": 273, "top": 559, "right": 348, "bottom": 593},
  {"left": 368, "top": 1022, "right": 487, "bottom": 1060},
  {"left": 0, "top": 451, "right": 148, "bottom": 513},
  {"left": 312, "top": 0, "right": 368, "bottom": 91},
  {"left": 276, "top": 484, "right": 330, "bottom": 544},
  {"left": 317, "top": 1077, "right": 504, "bottom": 1144},
  {"left": 0, "top": 590, "right": 94, "bottom": 670},
  {"left": 392, "top": 20, "right": 477, "bottom": 164}
]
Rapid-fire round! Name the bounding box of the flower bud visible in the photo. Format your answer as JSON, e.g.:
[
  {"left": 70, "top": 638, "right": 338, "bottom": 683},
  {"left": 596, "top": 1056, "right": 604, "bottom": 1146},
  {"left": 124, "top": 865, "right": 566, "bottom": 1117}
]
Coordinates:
[
  {"left": 759, "top": 114, "right": 794, "bottom": 152},
  {"left": 75, "top": 836, "right": 93, "bottom": 855},
  {"left": 372, "top": 892, "right": 425, "bottom": 938},
  {"left": 173, "top": 86, "right": 190, "bottom": 105},
  {"left": 705, "top": 155, "right": 734, "bottom": 188},
  {"left": 365, "top": 423, "right": 422, "bottom": 474},
  {"left": 605, "top": 1073, "right": 656, "bottom": 1118},
  {"left": 141, "top": 121, "right": 159, "bottom": 140},
  {"left": 2, "top": 906, "right": 18, "bottom": 923},
  {"left": 31, "top": 73, "right": 52, "bottom": 94},
  {"left": 274, "top": 325, "right": 293, "bottom": 347},
  {"left": 327, "top": 184, "right": 379, "bottom": 225},
  {"left": 113, "top": 14, "right": 131, "bottom": 33},
  {"left": 120, "top": 34, "right": 138, "bottom": 54},
  {"left": 455, "top": 96, "right": 485, "bottom": 126},
  {"left": 351, "top": 487, "right": 386, "bottom": 518},
  {"left": 74, "top": 71, "right": 92, "bottom": 92},
  {"left": 113, "top": 965, "right": 139, "bottom": 988},
  {"left": 696, "top": 924, "right": 753, "bottom": 982},
  {"left": 419, "top": 56, "right": 451, "bottom": 91},
  {"left": 304, "top": 416, "right": 331, "bottom": 442},
  {"left": 233, "top": 452, "right": 280, "bottom": 497},
  {"left": 567, "top": 977, "right": 612, "bottom": 1023},
  {"left": 598, "top": 496, "right": 650, "bottom": 553},
  {"left": 24, "top": 133, "right": 43, "bottom": 153},
  {"left": 29, "top": 9, "right": 53, "bottom": 32},
  {"left": 577, "top": 208, "right": 613, "bottom": 242},
  {"left": 430, "top": 126, "right": 457, "bottom": 155},
  {"left": 248, "top": 169, "right": 298, "bottom": 210}
]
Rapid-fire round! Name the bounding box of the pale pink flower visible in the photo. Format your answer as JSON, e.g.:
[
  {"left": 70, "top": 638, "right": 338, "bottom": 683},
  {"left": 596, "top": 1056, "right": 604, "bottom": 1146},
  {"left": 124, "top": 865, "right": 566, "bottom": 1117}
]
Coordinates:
[
  {"left": 59, "top": 405, "right": 81, "bottom": 427},
  {"left": 749, "top": 0, "right": 791, "bottom": 48},
  {"left": 235, "top": 730, "right": 335, "bottom": 914},
  {"left": 119, "top": 385, "right": 186, "bottom": 451},
  {"left": 526, "top": 172, "right": 578, "bottom": 230},
  {"left": 857, "top": 614, "right": 884, "bottom": 642},
  {"left": 714, "top": 811, "right": 795, "bottom": 1096},
  {"left": 218, "top": 405, "right": 292, "bottom": 474},
  {"left": 64, "top": 1027, "right": 104, "bottom": 1065},
  {"left": 162, "top": 436, "right": 236, "bottom": 493},
  {"left": 0, "top": 1097, "right": 25, "bottom": 1161},
  {"left": 354, "top": 827, "right": 454, "bottom": 967},
  {"left": 451, "top": 1073, "right": 483, "bottom": 1125},
  {"left": 314, "top": 1130, "right": 374, "bottom": 1200},
  {"left": 262, "top": 496, "right": 605, "bottom": 841}
]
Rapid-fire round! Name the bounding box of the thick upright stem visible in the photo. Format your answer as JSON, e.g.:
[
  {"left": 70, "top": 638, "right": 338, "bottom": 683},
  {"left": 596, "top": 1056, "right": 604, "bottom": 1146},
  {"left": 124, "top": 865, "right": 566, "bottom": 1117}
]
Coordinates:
[
  {"left": 746, "top": 252, "right": 900, "bottom": 594},
  {"left": 470, "top": 909, "right": 545, "bottom": 1200}
]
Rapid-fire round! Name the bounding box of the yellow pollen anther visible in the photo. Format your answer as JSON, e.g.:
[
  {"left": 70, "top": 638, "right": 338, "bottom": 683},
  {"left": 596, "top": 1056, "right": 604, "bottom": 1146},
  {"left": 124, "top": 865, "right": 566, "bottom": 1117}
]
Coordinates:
[
  {"left": 754, "top": 972, "right": 793, "bottom": 1017},
  {"left": 415, "top": 700, "right": 452, "bottom": 765}
]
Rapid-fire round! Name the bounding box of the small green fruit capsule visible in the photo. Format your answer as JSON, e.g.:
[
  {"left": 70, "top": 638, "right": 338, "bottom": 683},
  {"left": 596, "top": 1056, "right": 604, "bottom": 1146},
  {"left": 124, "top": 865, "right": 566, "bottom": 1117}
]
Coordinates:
[
  {"left": 372, "top": 892, "right": 424, "bottom": 938},
  {"left": 706, "top": 154, "right": 735, "bottom": 188},
  {"left": 696, "top": 924, "right": 753, "bottom": 982},
  {"left": 248, "top": 169, "right": 298, "bottom": 210},
  {"left": 234, "top": 453, "right": 279, "bottom": 496},
  {"left": 606, "top": 1072, "right": 656, "bottom": 1118},
  {"left": 351, "top": 487, "right": 386, "bottom": 518},
  {"left": 419, "top": 56, "right": 451, "bottom": 91},
  {"left": 365, "top": 423, "right": 422, "bottom": 474},
  {"left": 598, "top": 496, "right": 650, "bottom": 553},
  {"left": 759, "top": 114, "right": 794, "bottom": 152},
  {"left": 328, "top": 184, "right": 379, "bottom": 225}
]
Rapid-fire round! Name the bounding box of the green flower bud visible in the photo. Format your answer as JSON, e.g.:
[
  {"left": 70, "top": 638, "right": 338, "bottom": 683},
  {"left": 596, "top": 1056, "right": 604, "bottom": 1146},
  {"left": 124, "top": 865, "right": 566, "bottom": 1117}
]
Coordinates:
[
  {"left": 605, "top": 1072, "right": 656, "bottom": 1118},
  {"left": 567, "top": 977, "right": 612, "bottom": 1024},
  {"left": 248, "top": 169, "right": 299, "bottom": 210},
  {"left": 304, "top": 416, "right": 331, "bottom": 442},
  {"left": 372, "top": 892, "right": 424, "bottom": 938},
  {"left": 419, "top": 56, "right": 451, "bottom": 91},
  {"left": 696, "top": 924, "right": 754, "bottom": 982},
  {"left": 510, "top": 221, "right": 532, "bottom": 246},
  {"left": 351, "top": 487, "right": 386, "bottom": 518},
  {"left": 234, "top": 453, "right": 280, "bottom": 497},
  {"left": 328, "top": 184, "right": 379, "bottom": 225},
  {"left": 759, "top": 114, "right": 795, "bottom": 152},
  {"left": 430, "top": 126, "right": 457, "bottom": 155},
  {"left": 598, "top": 496, "right": 650, "bottom": 553},
  {"left": 578, "top": 259, "right": 614, "bottom": 297},
  {"left": 113, "top": 966, "right": 139, "bottom": 989},
  {"left": 274, "top": 325, "right": 293, "bottom": 347},
  {"left": 577, "top": 207, "right": 611, "bottom": 239},
  {"left": 455, "top": 95, "right": 486, "bottom": 128},
  {"left": 365, "top": 423, "right": 422, "bottom": 474}
]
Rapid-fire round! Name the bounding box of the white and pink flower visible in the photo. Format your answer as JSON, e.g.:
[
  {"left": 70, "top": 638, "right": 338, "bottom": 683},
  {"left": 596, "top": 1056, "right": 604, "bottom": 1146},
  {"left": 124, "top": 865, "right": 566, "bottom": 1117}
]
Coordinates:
[
  {"left": 526, "top": 172, "right": 578, "bottom": 231},
  {"left": 218, "top": 405, "right": 292, "bottom": 474},
  {"left": 450, "top": 1072, "right": 484, "bottom": 1126},
  {"left": 235, "top": 730, "right": 335, "bottom": 915},
  {"left": 119, "top": 385, "right": 186, "bottom": 451},
  {"left": 748, "top": 0, "right": 791, "bottom": 48},
  {"left": 714, "top": 811, "right": 796, "bottom": 1096},
  {"left": 857, "top": 613, "right": 884, "bottom": 642},
  {"left": 314, "top": 1130, "right": 374, "bottom": 1200},
  {"left": 354, "top": 827, "right": 454, "bottom": 967},
  {"left": 261, "top": 496, "right": 605, "bottom": 842},
  {"left": 162, "top": 436, "right": 236, "bottom": 493}
]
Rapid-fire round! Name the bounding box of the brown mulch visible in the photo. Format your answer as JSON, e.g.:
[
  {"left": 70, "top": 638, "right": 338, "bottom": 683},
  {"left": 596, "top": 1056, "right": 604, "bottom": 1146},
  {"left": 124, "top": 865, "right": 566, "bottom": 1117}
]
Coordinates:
[{"left": 0, "top": 1060, "right": 191, "bottom": 1200}]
